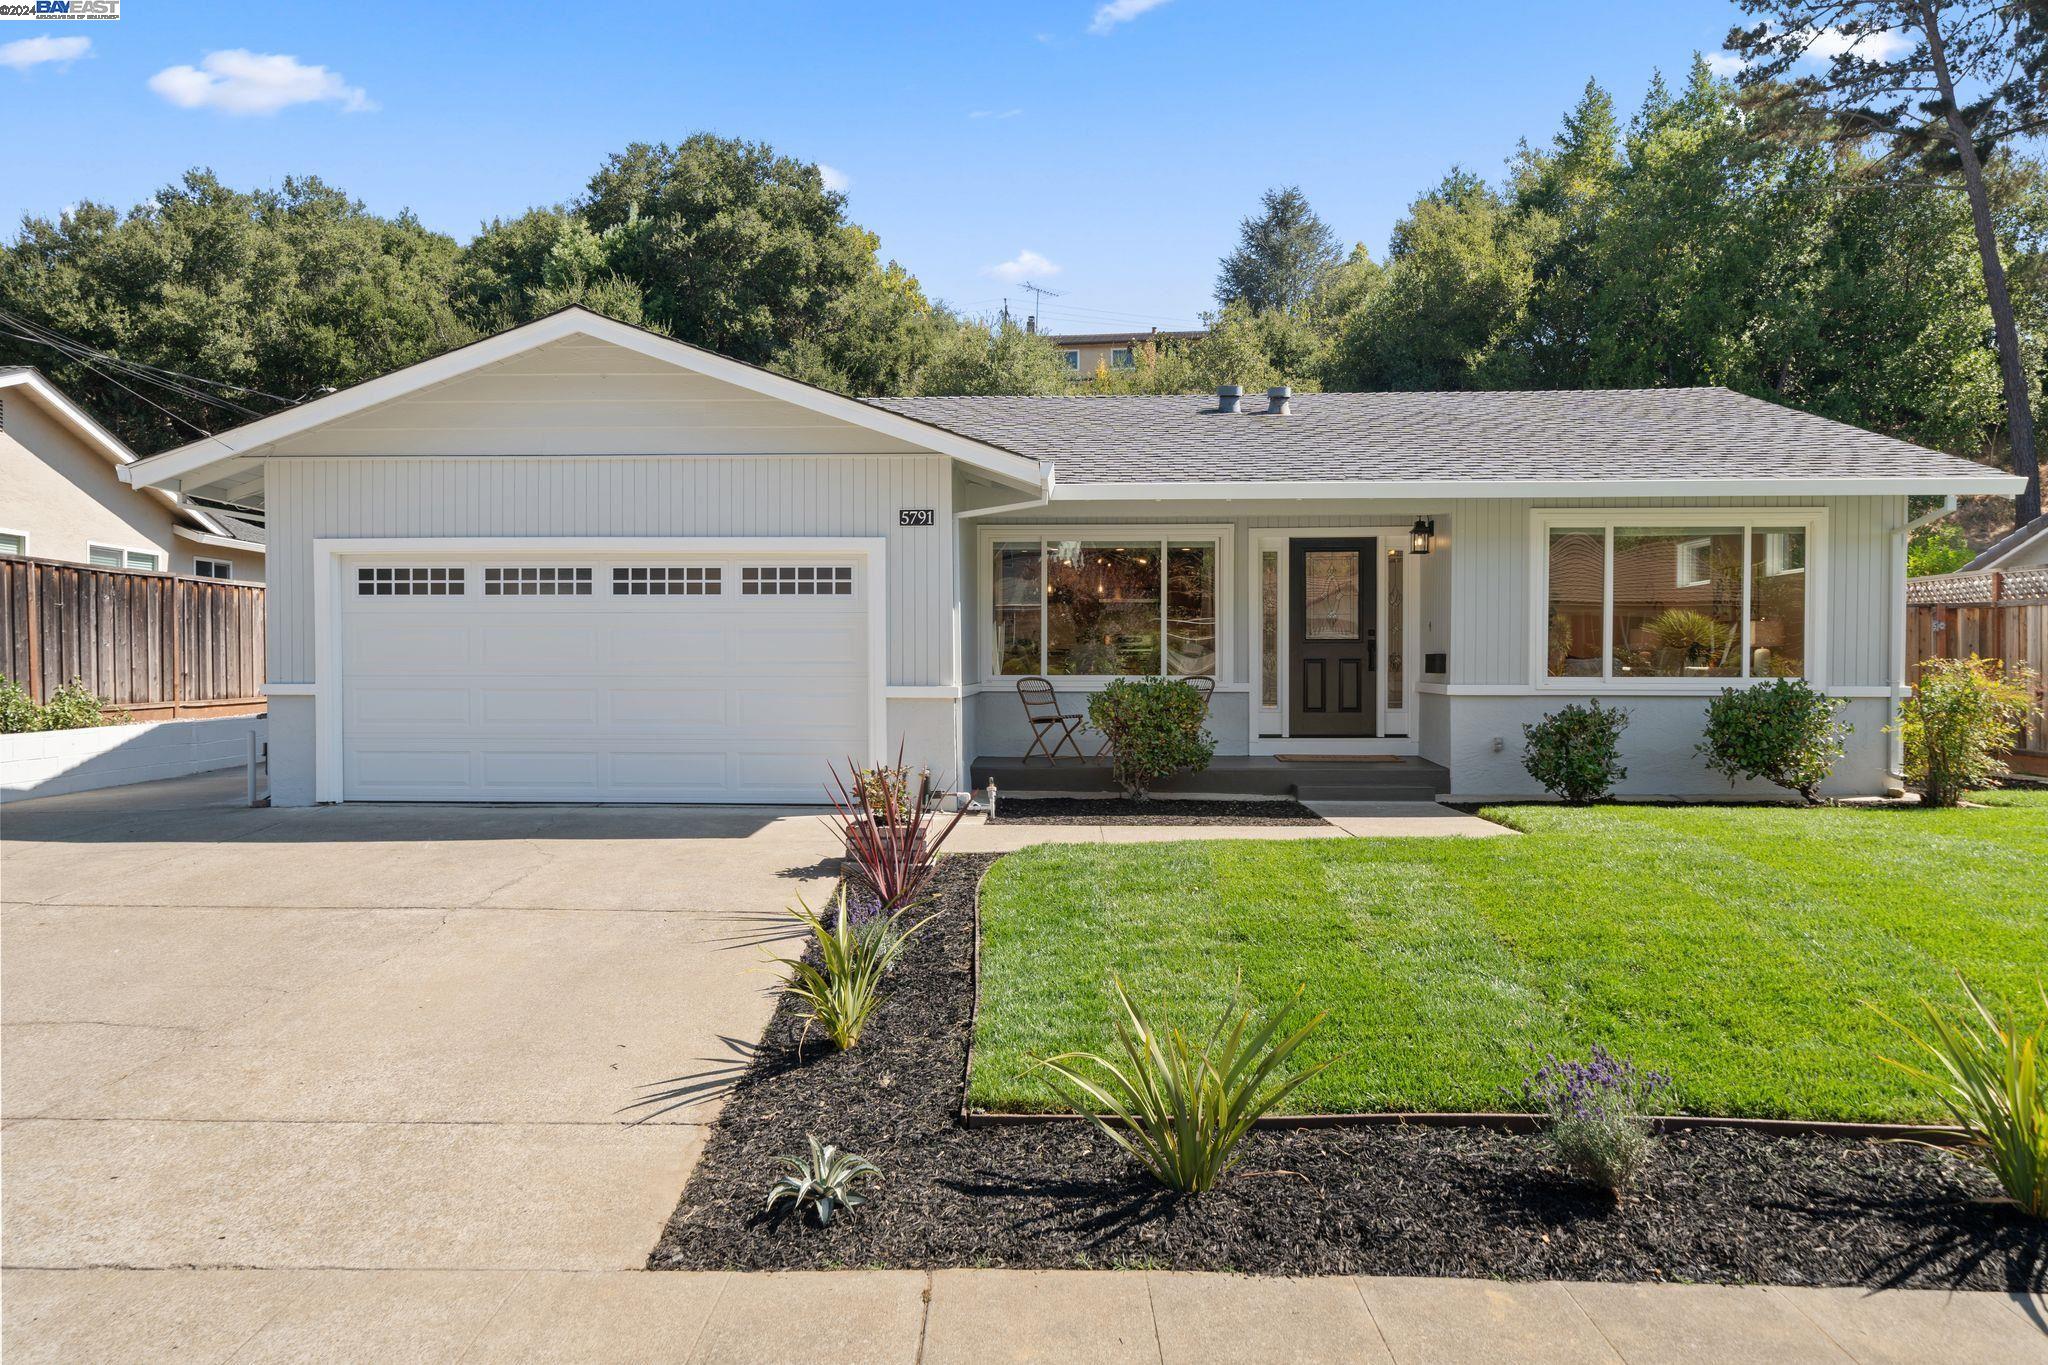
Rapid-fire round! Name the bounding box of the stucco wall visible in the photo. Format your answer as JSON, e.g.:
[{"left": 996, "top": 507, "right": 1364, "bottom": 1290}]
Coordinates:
[{"left": 1, "top": 391, "right": 178, "bottom": 568}]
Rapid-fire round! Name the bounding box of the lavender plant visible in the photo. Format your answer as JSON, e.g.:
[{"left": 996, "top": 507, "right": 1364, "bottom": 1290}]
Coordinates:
[{"left": 1519, "top": 1045, "right": 1670, "bottom": 1195}]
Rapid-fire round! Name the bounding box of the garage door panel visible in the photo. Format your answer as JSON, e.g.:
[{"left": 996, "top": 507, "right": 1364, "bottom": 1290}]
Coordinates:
[
  {"left": 340, "top": 552, "right": 873, "bottom": 803},
  {"left": 348, "top": 747, "right": 475, "bottom": 792},
  {"left": 608, "top": 687, "right": 730, "bottom": 730},
  {"left": 347, "top": 624, "right": 472, "bottom": 674},
  {"left": 478, "top": 688, "right": 600, "bottom": 726},
  {"left": 609, "top": 623, "right": 728, "bottom": 671},
  {"left": 477, "top": 749, "right": 603, "bottom": 791},
  {"left": 350, "top": 687, "right": 473, "bottom": 727}
]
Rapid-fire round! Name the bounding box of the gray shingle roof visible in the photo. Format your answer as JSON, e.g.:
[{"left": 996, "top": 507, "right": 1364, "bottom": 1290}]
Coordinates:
[
  {"left": 200, "top": 508, "right": 266, "bottom": 546},
  {"left": 867, "top": 387, "right": 1997, "bottom": 487}
]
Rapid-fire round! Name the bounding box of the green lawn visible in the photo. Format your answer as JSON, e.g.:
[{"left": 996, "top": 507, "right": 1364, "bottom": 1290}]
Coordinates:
[{"left": 968, "top": 799, "right": 2048, "bottom": 1123}]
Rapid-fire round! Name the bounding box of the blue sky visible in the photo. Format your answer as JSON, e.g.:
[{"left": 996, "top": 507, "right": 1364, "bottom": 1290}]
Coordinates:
[{"left": 2, "top": 1, "right": 1751, "bottom": 331}]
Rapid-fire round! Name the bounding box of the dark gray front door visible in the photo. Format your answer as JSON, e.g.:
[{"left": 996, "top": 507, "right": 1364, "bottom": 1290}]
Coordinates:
[{"left": 1288, "top": 538, "right": 1376, "bottom": 737}]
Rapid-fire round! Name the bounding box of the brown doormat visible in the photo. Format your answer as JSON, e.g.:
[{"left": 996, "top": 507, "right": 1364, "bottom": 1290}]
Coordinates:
[{"left": 1273, "top": 753, "right": 1405, "bottom": 763}]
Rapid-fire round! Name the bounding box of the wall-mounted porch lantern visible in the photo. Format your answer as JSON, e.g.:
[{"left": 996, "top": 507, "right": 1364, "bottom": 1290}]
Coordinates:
[{"left": 1409, "top": 518, "right": 1435, "bottom": 555}]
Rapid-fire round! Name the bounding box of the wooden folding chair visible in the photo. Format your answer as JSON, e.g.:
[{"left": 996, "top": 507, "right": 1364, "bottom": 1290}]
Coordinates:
[{"left": 1017, "top": 676, "right": 1089, "bottom": 764}]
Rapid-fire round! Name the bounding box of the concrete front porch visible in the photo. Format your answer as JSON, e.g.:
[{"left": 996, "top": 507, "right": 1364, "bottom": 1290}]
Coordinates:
[{"left": 970, "top": 754, "right": 1451, "bottom": 801}]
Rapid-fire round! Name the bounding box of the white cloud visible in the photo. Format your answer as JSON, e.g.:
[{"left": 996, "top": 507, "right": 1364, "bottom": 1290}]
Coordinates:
[
  {"left": 148, "top": 50, "right": 375, "bottom": 116},
  {"left": 1705, "top": 52, "right": 1748, "bottom": 79},
  {"left": 818, "top": 163, "right": 851, "bottom": 192},
  {"left": 1089, "top": 0, "right": 1171, "bottom": 35},
  {"left": 970, "top": 108, "right": 1024, "bottom": 120},
  {"left": 1801, "top": 25, "right": 1914, "bottom": 64},
  {"left": 1, "top": 35, "right": 91, "bottom": 71},
  {"left": 983, "top": 249, "right": 1060, "bottom": 284}
]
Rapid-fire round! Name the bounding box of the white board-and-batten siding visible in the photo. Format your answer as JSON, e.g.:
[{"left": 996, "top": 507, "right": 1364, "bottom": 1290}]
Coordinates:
[{"left": 264, "top": 454, "right": 953, "bottom": 687}]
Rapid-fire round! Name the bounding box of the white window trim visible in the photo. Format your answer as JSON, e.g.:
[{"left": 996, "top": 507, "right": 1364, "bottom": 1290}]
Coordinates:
[
  {"left": 1061, "top": 350, "right": 1081, "bottom": 371},
  {"left": 976, "top": 523, "right": 1233, "bottom": 685},
  {"left": 193, "top": 557, "right": 234, "bottom": 580},
  {"left": 1528, "top": 508, "right": 1829, "bottom": 693},
  {"left": 1109, "top": 347, "right": 1135, "bottom": 369},
  {"left": 87, "top": 542, "right": 162, "bottom": 572},
  {"left": 311, "top": 536, "right": 888, "bottom": 803},
  {"left": 0, "top": 528, "right": 26, "bottom": 557}
]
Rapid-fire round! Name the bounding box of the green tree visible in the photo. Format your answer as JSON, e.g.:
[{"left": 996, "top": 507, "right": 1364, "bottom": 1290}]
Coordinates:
[
  {"left": 0, "top": 171, "right": 471, "bottom": 453},
  {"left": 578, "top": 134, "right": 874, "bottom": 366},
  {"left": 912, "top": 317, "right": 1070, "bottom": 395},
  {"left": 1326, "top": 170, "right": 1536, "bottom": 390},
  {"left": 1728, "top": 0, "right": 2048, "bottom": 519},
  {"left": 1216, "top": 186, "right": 1343, "bottom": 313},
  {"left": 454, "top": 207, "right": 650, "bottom": 330}
]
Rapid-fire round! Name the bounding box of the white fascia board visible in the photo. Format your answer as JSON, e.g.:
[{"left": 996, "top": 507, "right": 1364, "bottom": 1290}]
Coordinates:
[
  {"left": 173, "top": 526, "right": 266, "bottom": 554},
  {"left": 1049, "top": 473, "right": 2029, "bottom": 501},
  {"left": 121, "top": 308, "right": 1045, "bottom": 493}
]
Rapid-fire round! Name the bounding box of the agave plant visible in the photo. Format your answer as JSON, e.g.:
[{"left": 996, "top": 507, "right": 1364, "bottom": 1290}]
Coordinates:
[
  {"left": 828, "top": 745, "right": 969, "bottom": 912},
  {"left": 1030, "top": 976, "right": 1336, "bottom": 1194},
  {"left": 771, "top": 887, "right": 932, "bottom": 1052},
  {"left": 1870, "top": 977, "right": 2046, "bottom": 1219},
  {"left": 765, "top": 1134, "right": 877, "bottom": 1227}
]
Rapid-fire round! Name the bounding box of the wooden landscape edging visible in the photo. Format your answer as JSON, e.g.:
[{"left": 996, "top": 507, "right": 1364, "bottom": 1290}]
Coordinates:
[{"left": 951, "top": 853, "right": 1962, "bottom": 1146}]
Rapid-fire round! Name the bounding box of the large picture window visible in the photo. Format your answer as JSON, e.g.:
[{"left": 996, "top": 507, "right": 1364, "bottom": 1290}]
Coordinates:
[
  {"left": 1541, "top": 514, "right": 1817, "bottom": 685},
  {"left": 989, "top": 532, "right": 1222, "bottom": 678}
]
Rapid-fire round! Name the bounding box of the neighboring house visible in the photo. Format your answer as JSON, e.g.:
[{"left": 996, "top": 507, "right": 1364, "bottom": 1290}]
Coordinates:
[
  {"left": 1046, "top": 329, "right": 1205, "bottom": 380},
  {"left": 0, "top": 368, "right": 266, "bottom": 581},
  {"left": 120, "top": 308, "right": 2019, "bottom": 806},
  {"left": 1961, "top": 513, "right": 2048, "bottom": 573}
]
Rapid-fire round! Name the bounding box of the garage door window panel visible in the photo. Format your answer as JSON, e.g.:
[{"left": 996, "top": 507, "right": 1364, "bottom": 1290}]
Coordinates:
[
  {"left": 484, "top": 566, "right": 593, "bottom": 596},
  {"left": 357, "top": 566, "right": 464, "bottom": 597},
  {"left": 613, "top": 566, "right": 721, "bottom": 596},
  {"left": 742, "top": 564, "right": 854, "bottom": 597}
]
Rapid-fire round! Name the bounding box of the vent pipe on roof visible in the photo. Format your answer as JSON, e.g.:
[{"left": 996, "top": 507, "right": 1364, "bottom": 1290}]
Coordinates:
[
  {"left": 1216, "top": 384, "right": 1243, "bottom": 414},
  {"left": 1266, "top": 386, "right": 1292, "bottom": 415}
]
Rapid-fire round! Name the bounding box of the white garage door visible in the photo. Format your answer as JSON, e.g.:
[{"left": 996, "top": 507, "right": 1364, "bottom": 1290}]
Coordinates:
[{"left": 338, "top": 552, "right": 872, "bottom": 803}]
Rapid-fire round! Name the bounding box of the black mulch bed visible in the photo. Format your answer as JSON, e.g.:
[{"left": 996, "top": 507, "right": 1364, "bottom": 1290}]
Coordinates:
[
  {"left": 991, "top": 796, "right": 1328, "bottom": 826},
  {"left": 649, "top": 854, "right": 2046, "bottom": 1288}
]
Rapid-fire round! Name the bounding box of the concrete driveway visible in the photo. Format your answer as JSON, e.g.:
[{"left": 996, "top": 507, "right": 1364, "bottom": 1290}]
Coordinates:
[{"left": 1, "top": 771, "right": 835, "bottom": 1278}]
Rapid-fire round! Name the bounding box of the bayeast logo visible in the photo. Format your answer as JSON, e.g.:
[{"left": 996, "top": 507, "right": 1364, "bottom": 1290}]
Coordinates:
[{"left": 0, "top": 0, "right": 122, "bottom": 19}]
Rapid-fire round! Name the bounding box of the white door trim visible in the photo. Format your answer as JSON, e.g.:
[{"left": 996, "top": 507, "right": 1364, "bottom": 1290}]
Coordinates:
[
  {"left": 1248, "top": 525, "right": 1423, "bottom": 758},
  {"left": 311, "top": 535, "right": 887, "bottom": 803}
]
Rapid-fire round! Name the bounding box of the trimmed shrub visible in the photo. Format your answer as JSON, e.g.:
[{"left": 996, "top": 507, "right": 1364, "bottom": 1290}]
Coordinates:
[
  {"left": 1894, "top": 656, "right": 2037, "bottom": 807},
  {"left": 1521, "top": 700, "right": 1629, "bottom": 804},
  {"left": 1696, "top": 678, "right": 1848, "bottom": 803},
  {"left": 1087, "top": 677, "right": 1215, "bottom": 799},
  {"left": 0, "top": 677, "right": 38, "bottom": 734}
]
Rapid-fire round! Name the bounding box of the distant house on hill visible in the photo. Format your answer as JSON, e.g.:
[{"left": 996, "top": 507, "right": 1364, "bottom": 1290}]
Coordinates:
[{"left": 1044, "top": 328, "right": 1206, "bottom": 380}]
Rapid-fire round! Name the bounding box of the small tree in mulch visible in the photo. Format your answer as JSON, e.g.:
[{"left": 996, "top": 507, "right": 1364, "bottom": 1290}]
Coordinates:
[
  {"left": 1087, "top": 678, "right": 1215, "bottom": 799},
  {"left": 1892, "top": 656, "right": 2038, "bottom": 807}
]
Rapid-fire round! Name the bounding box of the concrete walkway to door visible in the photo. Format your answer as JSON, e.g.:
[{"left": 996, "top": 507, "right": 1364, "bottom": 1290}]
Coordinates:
[{"left": 2, "top": 771, "right": 838, "bottom": 1279}]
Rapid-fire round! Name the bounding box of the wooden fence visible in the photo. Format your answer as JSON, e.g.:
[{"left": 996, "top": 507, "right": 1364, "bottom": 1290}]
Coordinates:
[
  {"left": 0, "top": 556, "right": 266, "bottom": 720},
  {"left": 1906, "top": 565, "right": 2048, "bottom": 777}
]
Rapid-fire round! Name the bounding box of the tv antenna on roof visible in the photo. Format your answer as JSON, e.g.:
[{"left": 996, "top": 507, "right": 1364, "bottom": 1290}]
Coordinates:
[{"left": 1019, "top": 280, "right": 1064, "bottom": 334}]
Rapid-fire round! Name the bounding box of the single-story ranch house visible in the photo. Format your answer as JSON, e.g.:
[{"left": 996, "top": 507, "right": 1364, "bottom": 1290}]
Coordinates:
[{"left": 121, "top": 307, "right": 2024, "bottom": 806}]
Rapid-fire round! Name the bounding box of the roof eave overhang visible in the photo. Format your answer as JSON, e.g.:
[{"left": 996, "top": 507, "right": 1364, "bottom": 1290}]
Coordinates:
[
  {"left": 173, "top": 526, "right": 266, "bottom": 554},
  {"left": 1048, "top": 473, "right": 2029, "bottom": 501},
  {"left": 119, "top": 309, "right": 1046, "bottom": 495}
]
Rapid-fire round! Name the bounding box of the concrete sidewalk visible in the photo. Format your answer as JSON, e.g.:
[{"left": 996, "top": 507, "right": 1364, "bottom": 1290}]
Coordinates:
[
  {"left": 4, "top": 1268, "right": 2041, "bottom": 1363},
  {"left": 948, "top": 800, "right": 1507, "bottom": 852}
]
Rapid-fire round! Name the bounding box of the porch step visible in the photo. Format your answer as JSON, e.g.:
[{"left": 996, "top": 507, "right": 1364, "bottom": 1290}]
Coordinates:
[
  {"left": 971, "top": 755, "right": 1450, "bottom": 802},
  {"left": 1293, "top": 783, "right": 1447, "bottom": 804}
]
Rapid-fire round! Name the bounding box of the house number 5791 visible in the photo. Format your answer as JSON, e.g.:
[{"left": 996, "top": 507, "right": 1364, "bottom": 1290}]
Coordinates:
[{"left": 899, "top": 509, "right": 936, "bottom": 527}]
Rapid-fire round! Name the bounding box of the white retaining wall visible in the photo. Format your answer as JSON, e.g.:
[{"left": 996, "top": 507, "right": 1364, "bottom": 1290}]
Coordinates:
[{"left": 1, "top": 715, "right": 264, "bottom": 805}]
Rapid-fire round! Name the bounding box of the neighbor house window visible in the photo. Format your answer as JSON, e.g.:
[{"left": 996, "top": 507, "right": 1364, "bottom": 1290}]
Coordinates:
[
  {"left": 192, "top": 558, "right": 232, "bottom": 580},
  {"left": 1061, "top": 349, "right": 1081, "bottom": 371},
  {"left": 1109, "top": 346, "right": 1135, "bottom": 369},
  {"left": 89, "top": 544, "right": 160, "bottom": 571},
  {"left": 0, "top": 531, "right": 25, "bottom": 557},
  {"left": 989, "top": 533, "right": 1221, "bottom": 678},
  {"left": 1542, "top": 516, "right": 1816, "bottom": 684}
]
